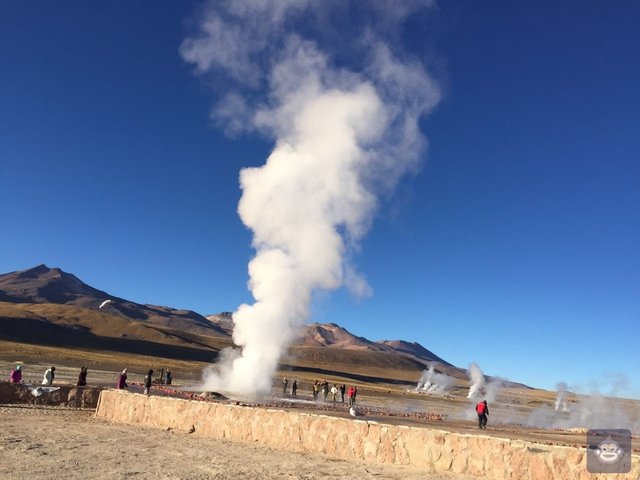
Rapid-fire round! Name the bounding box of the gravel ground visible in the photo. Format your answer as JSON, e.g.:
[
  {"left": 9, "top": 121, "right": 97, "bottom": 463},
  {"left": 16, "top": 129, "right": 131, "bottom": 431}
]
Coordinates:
[{"left": 0, "top": 405, "right": 474, "bottom": 480}]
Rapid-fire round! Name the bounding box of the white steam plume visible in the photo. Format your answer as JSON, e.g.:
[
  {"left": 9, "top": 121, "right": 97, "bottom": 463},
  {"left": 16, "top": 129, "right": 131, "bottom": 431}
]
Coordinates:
[
  {"left": 416, "top": 363, "right": 455, "bottom": 395},
  {"left": 521, "top": 377, "right": 640, "bottom": 433},
  {"left": 554, "top": 381, "right": 569, "bottom": 412},
  {"left": 181, "top": 0, "right": 440, "bottom": 395},
  {"left": 467, "top": 362, "right": 486, "bottom": 399}
]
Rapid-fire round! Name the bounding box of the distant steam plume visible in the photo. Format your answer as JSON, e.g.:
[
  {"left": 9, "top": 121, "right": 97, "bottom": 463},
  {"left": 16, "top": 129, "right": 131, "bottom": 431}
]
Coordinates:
[
  {"left": 181, "top": 1, "right": 440, "bottom": 394},
  {"left": 467, "top": 362, "right": 488, "bottom": 399},
  {"left": 523, "top": 377, "right": 640, "bottom": 433},
  {"left": 467, "top": 362, "right": 503, "bottom": 402},
  {"left": 416, "top": 363, "right": 455, "bottom": 395},
  {"left": 554, "top": 381, "right": 569, "bottom": 412}
]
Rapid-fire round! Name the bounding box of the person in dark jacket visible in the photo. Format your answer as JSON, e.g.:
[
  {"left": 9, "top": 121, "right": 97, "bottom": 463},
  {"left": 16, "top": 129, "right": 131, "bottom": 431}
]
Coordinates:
[
  {"left": 77, "top": 366, "right": 88, "bottom": 386},
  {"left": 117, "top": 369, "right": 128, "bottom": 389},
  {"left": 144, "top": 369, "right": 153, "bottom": 395},
  {"left": 476, "top": 400, "right": 489, "bottom": 429}
]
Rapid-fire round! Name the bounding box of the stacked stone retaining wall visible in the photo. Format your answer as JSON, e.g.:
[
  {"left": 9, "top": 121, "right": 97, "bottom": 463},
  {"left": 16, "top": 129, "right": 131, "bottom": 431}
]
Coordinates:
[
  {"left": 95, "top": 389, "right": 639, "bottom": 479},
  {"left": 0, "top": 381, "right": 101, "bottom": 408}
]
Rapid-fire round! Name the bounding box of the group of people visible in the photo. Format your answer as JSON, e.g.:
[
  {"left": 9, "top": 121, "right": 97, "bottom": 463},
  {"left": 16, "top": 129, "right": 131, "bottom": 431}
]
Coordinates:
[
  {"left": 117, "top": 368, "right": 150, "bottom": 394},
  {"left": 9, "top": 364, "right": 491, "bottom": 429},
  {"left": 282, "top": 377, "right": 298, "bottom": 396},
  {"left": 116, "top": 368, "right": 161, "bottom": 395},
  {"left": 281, "top": 378, "right": 357, "bottom": 404},
  {"left": 9, "top": 364, "right": 171, "bottom": 396},
  {"left": 9, "top": 365, "right": 60, "bottom": 386},
  {"left": 10, "top": 364, "right": 89, "bottom": 387},
  {"left": 308, "top": 381, "right": 357, "bottom": 405}
]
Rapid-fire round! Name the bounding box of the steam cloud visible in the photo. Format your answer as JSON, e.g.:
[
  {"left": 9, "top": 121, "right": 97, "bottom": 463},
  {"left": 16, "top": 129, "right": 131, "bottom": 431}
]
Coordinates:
[
  {"left": 522, "top": 377, "right": 640, "bottom": 433},
  {"left": 416, "top": 363, "right": 455, "bottom": 395},
  {"left": 466, "top": 362, "right": 503, "bottom": 403},
  {"left": 554, "top": 381, "right": 569, "bottom": 412},
  {"left": 467, "top": 362, "right": 486, "bottom": 399},
  {"left": 181, "top": 1, "right": 440, "bottom": 394}
]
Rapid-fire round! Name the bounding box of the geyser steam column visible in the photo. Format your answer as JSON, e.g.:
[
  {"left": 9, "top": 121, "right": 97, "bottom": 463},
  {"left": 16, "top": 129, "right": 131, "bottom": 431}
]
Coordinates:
[
  {"left": 181, "top": 1, "right": 441, "bottom": 395},
  {"left": 233, "top": 87, "right": 384, "bottom": 394}
]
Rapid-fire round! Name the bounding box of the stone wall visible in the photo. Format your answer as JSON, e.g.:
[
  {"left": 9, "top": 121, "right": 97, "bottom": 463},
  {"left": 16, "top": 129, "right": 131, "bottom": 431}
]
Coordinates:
[
  {"left": 96, "top": 390, "right": 639, "bottom": 480},
  {"left": 0, "top": 381, "right": 101, "bottom": 408}
]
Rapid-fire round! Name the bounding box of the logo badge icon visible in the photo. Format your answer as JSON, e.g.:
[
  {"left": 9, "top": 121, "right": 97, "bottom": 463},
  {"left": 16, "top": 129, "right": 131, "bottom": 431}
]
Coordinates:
[{"left": 587, "top": 429, "right": 631, "bottom": 473}]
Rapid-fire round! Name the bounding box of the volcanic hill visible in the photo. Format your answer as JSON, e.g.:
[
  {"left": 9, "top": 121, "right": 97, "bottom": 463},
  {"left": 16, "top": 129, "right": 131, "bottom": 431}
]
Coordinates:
[{"left": 0, "top": 264, "right": 459, "bottom": 381}]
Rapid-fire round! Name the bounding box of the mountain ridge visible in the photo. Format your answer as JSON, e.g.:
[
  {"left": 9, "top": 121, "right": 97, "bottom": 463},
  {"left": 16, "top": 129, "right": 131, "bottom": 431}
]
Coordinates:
[{"left": 1, "top": 265, "right": 454, "bottom": 370}]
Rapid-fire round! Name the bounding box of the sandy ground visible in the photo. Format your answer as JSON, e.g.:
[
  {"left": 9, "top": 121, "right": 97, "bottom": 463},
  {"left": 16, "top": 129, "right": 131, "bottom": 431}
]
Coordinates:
[{"left": 0, "top": 405, "right": 475, "bottom": 480}]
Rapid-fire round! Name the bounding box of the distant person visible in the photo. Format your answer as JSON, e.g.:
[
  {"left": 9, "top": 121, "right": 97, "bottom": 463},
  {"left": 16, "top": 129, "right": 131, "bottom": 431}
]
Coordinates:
[
  {"left": 77, "top": 366, "right": 88, "bottom": 386},
  {"left": 330, "top": 384, "right": 338, "bottom": 402},
  {"left": 282, "top": 377, "right": 288, "bottom": 395},
  {"left": 165, "top": 369, "right": 172, "bottom": 385},
  {"left": 352, "top": 386, "right": 358, "bottom": 404},
  {"left": 42, "top": 366, "right": 55, "bottom": 386},
  {"left": 476, "top": 400, "right": 489, "bottom": 429},
  {"left": 117, "top": 369, "right": 128, "bottom": 389},
  {"left": 312, "top": 381, "right": 319, "bottom": 401},
  {"left": 291, "top": 380, "right": 297, "bottom": 397},
  {"left": 9, "top": 365, "right": 22, "bottom": 383},
  {"left": 347, "top": 385, "right": 355, "bottom": 406},
  {"left": 144, "top": 369, "right": 153, "bottom": 395},
  {"left": 340, "top": 384, "right": 346, "bottom": 403},
  {"left": 322, "top": 381, "right": 329, "bottom": 401}
]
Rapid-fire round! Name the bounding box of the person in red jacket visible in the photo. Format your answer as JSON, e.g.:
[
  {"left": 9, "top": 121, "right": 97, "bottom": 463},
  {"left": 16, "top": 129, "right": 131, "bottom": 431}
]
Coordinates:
[
  {"left": 476, "top": 400, "right": 489, "bottom": 429},
  {"left": 347, "top": 385, "right": 355, "bottom": 406}
]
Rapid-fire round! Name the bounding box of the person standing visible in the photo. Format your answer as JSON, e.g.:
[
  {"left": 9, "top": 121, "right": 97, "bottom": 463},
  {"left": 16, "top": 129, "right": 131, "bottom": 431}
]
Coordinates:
[
  {"left": 291, "top": 379, "right": 297, "bottom": 397},
  {"left": 347, "top": 385, "right": 355, "bottom": 406},
  {"left": 282, "top": 377, "right": 288, "bottom": 395},
  {"left": 165, "top": 369, "right": 172, "bottom": 385},
  {"left": 77, "top": 366, "right": 88, "bottom": 386},
  {"left": 10, "top": 365, "right": 22, "bottom": 383},
  {"left": 340, "top": 384, "right": 346, "bottom": 403},
  {"left": 330, "top": 384, "right": 338, "bottom": 402},
  {"left": 117, "top": 369, "right": 128, "bottom": 389},
  {"left": 476, "top": 400, "right": 489, "bottom": 429},
  {"left": 144, "top": 369, "right": 153, "bottom": 395},
  {"left": 352, "top": 386, "right": 358, "bottom": 405},
  {"left": 42, "top": 366, "right": 55, "bottom": 386}
]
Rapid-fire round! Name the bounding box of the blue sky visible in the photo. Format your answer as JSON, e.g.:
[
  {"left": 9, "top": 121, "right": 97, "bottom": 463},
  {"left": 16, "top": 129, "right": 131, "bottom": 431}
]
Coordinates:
[{"left": 1, "top": 1, "right": 638, "bottom": 396}]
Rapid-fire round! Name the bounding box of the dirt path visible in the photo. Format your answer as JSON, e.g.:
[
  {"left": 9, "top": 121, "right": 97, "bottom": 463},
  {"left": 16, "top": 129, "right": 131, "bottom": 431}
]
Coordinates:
[{"left": 0, "top": 405, "right": 474, "bottom": 480}]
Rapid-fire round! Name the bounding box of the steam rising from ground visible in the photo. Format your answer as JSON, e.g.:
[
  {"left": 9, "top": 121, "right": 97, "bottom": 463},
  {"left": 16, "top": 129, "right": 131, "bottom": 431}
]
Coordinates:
[
  {"left": 522, "top": 377, "right": 640, "bottom": 433},
  {"left": 182, "top": 1, "right": 440, "bottom": 394},
  {"left": 416, "top": 363, "right": 455, "bottom": 395},
  {"left": 554, "top": 381, "right": 569, "bottom": 412},
  {"left": 466, "top": 362, "right": 503, "bottom": 402},
  {"left": 466, "top": 363, "right": 485, "bottom": 399}
]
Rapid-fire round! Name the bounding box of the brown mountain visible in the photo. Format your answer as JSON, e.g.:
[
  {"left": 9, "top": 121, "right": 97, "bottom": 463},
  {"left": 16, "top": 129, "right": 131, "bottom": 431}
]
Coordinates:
[
  {"left": 375, "top": 340, "right": 451, "bottom": 365},
  {"left": 203, "top": 317, "right": 454, "bottom": 369},
  {"left": 300, "top": 322, "right": 374, "bottom": 349},
  {"left": 1, "top": 265, "right": 457, "bottom": 378},
  {"left": 0, "top": 264, "right": 228, "bottom": 338}
]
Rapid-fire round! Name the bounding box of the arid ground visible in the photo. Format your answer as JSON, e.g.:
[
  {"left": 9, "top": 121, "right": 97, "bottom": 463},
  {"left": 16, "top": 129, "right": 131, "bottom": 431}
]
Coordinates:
[
  {"left": 0, "top": 405, "right": 476, "bottom": 480},
  {"left": 1, "top": 341, "right": 639, "bottom": 479}
]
